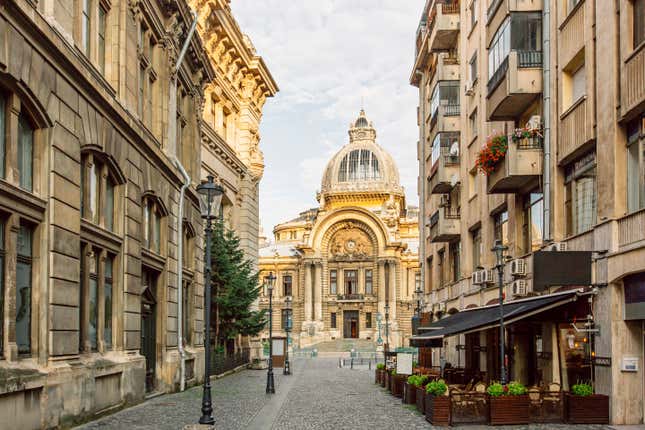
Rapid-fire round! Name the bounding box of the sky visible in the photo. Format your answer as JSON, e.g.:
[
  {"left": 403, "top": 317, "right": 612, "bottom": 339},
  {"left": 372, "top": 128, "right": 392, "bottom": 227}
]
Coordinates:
[{"left": 230, "top": 1, "right": 423, "bottom": 239}]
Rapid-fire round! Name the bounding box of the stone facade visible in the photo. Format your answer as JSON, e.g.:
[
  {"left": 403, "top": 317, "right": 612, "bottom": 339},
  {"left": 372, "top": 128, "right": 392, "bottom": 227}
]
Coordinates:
[
  {"left": 259, "top": 111, "right": 420, "bottom": 350},
  {"left": 411, "top": 0, "right": 645, "bottom": 425},
  {"left": 0, "top": 0, "right": 274, "bottom": 428}
]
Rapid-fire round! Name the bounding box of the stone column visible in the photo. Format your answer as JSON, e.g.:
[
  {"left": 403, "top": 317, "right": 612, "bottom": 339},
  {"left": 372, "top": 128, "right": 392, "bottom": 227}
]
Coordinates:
[
  {"left": 389, "top": 261, "right": 397, "bottom": 321},
  {"left": 314, "top": 262, "right": 322, "bottom": 321},
  {"left": 377, "top": 260, "right": 386, "bottom": 315},
  {"left": 304, "top": 261, "right": 312, "bottom": 322}
]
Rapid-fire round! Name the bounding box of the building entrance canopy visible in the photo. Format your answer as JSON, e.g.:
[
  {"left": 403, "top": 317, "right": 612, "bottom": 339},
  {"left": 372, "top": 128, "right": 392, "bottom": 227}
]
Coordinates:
[{"left": 409, "top": 290, "right": 582, "bottom": 347}]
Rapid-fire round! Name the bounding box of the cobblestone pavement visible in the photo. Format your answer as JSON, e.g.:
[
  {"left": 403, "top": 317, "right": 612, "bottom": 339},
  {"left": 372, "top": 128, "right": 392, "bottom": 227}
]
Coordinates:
[{"left": 76, "top": 357, "right": 616, "bottom": 430}]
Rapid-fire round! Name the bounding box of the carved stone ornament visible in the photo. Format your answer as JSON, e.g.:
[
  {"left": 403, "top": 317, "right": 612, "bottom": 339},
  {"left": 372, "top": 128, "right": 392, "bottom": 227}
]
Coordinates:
[{"left": 329, "top": 227, "right": 372, "bottom": 260}]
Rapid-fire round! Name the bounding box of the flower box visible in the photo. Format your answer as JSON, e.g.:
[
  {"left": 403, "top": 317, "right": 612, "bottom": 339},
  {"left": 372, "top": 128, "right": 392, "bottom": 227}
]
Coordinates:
[
  {"left": 565, "top": 393, "right": 609, "bottom": 424},
  {"left": 375, "top": 368, "right": 384, "bottom": 385},
  {"left": 384, "top": 371, "right": 391, "bottom": 390},
  {"left": 391, "top": 374, "right": 405, "bottom": 398},
  {"left": 403, "top": 382, "right": 416, "bottom": 404},
  {"left": 415, "top": 386, "right": 426, "bottom": 414},
  {"left": 489, "top": 395, "right": 530, "bottom": 425},
  {"left": 425, "top": 394, "right": 451, "bottom": 426}
]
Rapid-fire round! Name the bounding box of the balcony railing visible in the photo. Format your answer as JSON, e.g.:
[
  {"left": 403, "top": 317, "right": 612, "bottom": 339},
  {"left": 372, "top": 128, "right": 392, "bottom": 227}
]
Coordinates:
[
  {"left": 517, "top": 50, "right": 542, "bottom": 68},
  {"left": 337, "top": 293, "right": 365, "bottom": 301},
  {"left": 487, "top": 56, "right": 509, "bottom": 95},
  {"left": 444, "top": 103, "right": 460, "bottom": 116},
  {"left": 618, "top": 208, "right": 645, "bottom": 248},
  {"left": 487, "top": 0, "right": 504, "bottom": 22}
]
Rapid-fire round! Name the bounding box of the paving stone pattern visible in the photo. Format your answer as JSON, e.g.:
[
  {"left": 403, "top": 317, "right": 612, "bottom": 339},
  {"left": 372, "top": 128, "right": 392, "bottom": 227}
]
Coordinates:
[{"left": 76, "top": 357, "right": 615, "bottom": 430}]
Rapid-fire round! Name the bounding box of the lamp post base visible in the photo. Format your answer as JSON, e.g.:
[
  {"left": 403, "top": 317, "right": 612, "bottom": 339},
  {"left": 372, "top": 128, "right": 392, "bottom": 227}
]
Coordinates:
[
  {"left": 283, "top": 360, "right": 291, "bottom": 375},
  {"left": 266, "top": 370, "right": 275, "bottom": 394}
]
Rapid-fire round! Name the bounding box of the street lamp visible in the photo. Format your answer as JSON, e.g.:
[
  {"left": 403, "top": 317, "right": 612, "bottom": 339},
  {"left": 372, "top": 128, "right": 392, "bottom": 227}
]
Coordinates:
[
  {"left": 265, "top": 272, "right": 276, "bottom": 393},
  {"left": 196, "top": 175, "right": 224, "bottom": 426},
  {"left": 284, "top": 295, "right": 292, "bottom": 375},
  {"left": 384, "top": 303, "right": 390, "bottom": 358},
  {"left": 492, "top": 239, "right": 508, "bottom": 385},
  {"left": 414, "top": 272, "right": 423, "bottom": 317}
]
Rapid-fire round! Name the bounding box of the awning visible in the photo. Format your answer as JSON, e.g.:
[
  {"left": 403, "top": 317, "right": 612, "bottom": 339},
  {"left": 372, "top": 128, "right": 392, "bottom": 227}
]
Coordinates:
[{"left": 409, "top": 290, "right": 581, "bottom": 348}]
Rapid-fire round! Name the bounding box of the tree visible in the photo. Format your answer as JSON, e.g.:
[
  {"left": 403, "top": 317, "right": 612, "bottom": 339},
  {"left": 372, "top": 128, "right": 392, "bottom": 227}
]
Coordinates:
[{"left": 209, "top": 218, "right": 266, "bottom": 352}]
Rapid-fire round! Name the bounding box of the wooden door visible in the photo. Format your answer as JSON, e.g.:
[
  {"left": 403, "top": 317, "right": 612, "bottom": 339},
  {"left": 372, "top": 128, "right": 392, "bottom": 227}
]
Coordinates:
[{"left": 141, "top": 271, "right": 157, "bottom": 393}]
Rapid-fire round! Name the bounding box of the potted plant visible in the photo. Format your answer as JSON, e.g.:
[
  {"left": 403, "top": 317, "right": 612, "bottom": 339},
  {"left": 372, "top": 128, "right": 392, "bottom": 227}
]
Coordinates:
[
  {"left": 375, "top": 363, "right": 385, "bottom": 385},
  {"left": 390, "top": 369, "right": 404, "bottom": 397},
  {"left": 475, "top": 133, "right": 508, "bottom": 176},
  {"left": 403, "top": 375, "right": 418, "bottom": 404},
  {"left": 565, "top": 382, "right": 609, "bottom": 424},
  {"left": 415, "top": 375, "right": 430, "bottom": 414},
  {"left": 425, "top": 379, "right": 450, "bottom": 426},
  {"left": 488, "top": 381, "right": 530, "bottom": 425}
]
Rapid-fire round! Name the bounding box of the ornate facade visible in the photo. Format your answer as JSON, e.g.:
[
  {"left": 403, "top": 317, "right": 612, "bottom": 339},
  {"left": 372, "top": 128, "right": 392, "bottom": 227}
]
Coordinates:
[{"left": 259, "top": 110, "right": 419, "bottom": 349}]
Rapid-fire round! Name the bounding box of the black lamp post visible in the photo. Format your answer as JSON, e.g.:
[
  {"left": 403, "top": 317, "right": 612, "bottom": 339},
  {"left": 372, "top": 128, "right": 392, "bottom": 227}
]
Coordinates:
[
  {"left": 284, "top": 295, "right": 292, "bottom": 375},
  {"left": 384, "top": 303, "right": 390, "bottom": 358},
  {"left": 414, "top": 272, "right": 423, "bottom": 317},
  {"left": 265, "top": 272, "right": 276, "bottom": 393},
  {"left": 196, "top": 175, "right": 224, "bottom": 425},
  {"left": 492, "top": 239, "right": 508, "bottom": 385}
]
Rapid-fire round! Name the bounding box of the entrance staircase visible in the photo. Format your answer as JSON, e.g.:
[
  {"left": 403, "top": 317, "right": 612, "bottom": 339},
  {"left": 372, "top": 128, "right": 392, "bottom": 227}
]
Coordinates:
[{"left": 302, "top": 339, "right": 377, "bottom": 357}]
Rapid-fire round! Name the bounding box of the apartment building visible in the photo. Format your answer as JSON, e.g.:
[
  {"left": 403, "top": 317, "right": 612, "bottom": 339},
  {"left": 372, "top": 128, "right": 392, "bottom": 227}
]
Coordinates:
[{"left": 410, "top": 0, "right": 645, "bottom": 424}]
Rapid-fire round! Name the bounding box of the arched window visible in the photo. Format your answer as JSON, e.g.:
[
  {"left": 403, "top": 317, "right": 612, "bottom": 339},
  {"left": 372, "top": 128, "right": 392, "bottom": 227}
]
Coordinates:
[{"left": 337, "top": 150, "right": 381, "bottom": 182}]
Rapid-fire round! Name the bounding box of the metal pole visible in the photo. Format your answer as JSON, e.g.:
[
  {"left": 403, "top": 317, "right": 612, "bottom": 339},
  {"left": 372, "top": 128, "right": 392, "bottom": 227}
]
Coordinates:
[
  {"left": 284, "top": 324, "right": 291, "bottom": 375},
  {"left": 266, "top": 289, "right": 275, "bottom": 393},
  {"left": 199, "top": 218, "right": 214, "bottom": 425},
  {"left": 497, "top": 257, "right": 506, "bottom": 385}
]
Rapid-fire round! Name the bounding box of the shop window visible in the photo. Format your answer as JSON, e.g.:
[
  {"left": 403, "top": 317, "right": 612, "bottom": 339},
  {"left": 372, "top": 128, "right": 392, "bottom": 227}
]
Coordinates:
[
  {"left": 522, "top": 193, "right": 544, "bottom": 253},
  {"left": 565, "top": 152, "right": 597, "bottom": 235},
  {"left": 330, "top": 269, "right": 337, "bottom": 295},
  {"left": 16, "top": 223, "right": 33, "bottom": 355},
  {"left": 330, "top": 312, "right": 337, "bottom": 329},
  {"left": 627, "top": 117, "right": 645, "bottom": 212},
  {"left": 364, "top": 269, "right": 373, "bottom": 295},
  {"left": 557, "top": 323, "right": 593, "bottom": 390},
  {"left": 635, "top": 0, "right": 645, "bottom": 48},
  {"left": 283, "top": 274, "right": 292, "bottom": 296},
  {"left": 365, "top": 312, "right": 372, "bottom": 329}
]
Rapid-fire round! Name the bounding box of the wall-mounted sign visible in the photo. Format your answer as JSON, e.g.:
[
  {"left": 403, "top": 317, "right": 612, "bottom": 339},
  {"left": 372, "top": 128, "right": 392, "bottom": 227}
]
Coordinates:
[
  {"left": 621, "top": 356, "right": 639, "bottom": 372},
  {"left": 592, "top": 356, "right": 612, "bottom": 367}
]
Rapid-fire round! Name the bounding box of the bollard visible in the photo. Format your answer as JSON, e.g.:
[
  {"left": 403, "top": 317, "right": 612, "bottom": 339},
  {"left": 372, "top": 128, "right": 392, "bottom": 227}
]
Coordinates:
[
  {"left": 369, "top": 360, "right": 372, "bottom": 370},
  {"left": 351, "top": 358, "right": 353, "bottom": 369}
]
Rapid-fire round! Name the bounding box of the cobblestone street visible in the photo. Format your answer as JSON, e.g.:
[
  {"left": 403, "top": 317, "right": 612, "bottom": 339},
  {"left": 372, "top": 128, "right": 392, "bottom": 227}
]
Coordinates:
[{"left": 75, "top": 357, "right": 619, "bottom": 430}]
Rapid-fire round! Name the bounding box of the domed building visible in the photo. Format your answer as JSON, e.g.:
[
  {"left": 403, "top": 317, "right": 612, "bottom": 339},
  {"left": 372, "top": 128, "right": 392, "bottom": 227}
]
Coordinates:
[{"left": 258, "top": 110, "right": 419, "bottom": 349}]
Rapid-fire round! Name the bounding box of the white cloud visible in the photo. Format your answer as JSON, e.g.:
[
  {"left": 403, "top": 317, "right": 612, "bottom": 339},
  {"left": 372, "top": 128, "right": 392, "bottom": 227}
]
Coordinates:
[{"left": 230, "top": 1, "right": 422, "bottom": 235}]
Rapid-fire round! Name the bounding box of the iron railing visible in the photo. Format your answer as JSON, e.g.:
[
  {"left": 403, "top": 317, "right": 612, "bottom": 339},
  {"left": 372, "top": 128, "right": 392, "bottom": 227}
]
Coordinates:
[
  {"left": 209, "top": 347, "right": 250, "bottom": 375},
  {"left": 444, "top": 103, "right": 460, "bottom": 116},
  {"left": 514, "top": 135, "right": 543, "bottom": 149},
  {"left": 517, "top": 50, "right": 543, "bottom": 68}
]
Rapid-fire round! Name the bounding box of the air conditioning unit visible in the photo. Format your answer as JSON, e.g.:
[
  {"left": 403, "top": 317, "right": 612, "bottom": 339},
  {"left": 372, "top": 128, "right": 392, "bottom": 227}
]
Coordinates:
[
  {"left": 472, "top": 271, "right": 482, "bottom": 285},
  {"left": 465, "top": 83, "right": 475, "bottom": 96},
  {"left": 510, "top": 258, "right": 526, "bottom": 276},
  {"left": 481, "top": 269, "right": 494, "bottom": 284},
  {"left": 439, "top": 194, "right": 450, "bottom": 207},
  {"left": 511, "top": 280, "right": 530, "bottom": 297},
  {"left": 545, "top": 242, "right": 567, "bottom": 252}
]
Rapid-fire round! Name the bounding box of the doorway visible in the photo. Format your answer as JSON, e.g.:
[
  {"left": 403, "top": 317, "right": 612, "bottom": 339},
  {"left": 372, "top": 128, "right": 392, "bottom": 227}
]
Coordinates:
[
  {"left": 141, "top": 269, "right": 158, "bottom": 393},
  {"left": 343, "top": 310, "right": 359, "bottom": 339}
]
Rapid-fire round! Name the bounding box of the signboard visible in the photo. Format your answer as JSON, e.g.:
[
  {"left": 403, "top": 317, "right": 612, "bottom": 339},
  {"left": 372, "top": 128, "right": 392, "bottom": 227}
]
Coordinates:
[
  {"left": 532, "top": 251, "right": 592, "bottom": 291},
  {"left": 272, "top": 339, "right": 284, "bottom": 355},
  {"left": 624, "top": 272, "right": 645, "bottom": 320},
  {"left": 396, "top": 353, "right": 413, "bottom": 375},
  {"left": 621, "top": 356, "right": 639, "bottom": 372}
]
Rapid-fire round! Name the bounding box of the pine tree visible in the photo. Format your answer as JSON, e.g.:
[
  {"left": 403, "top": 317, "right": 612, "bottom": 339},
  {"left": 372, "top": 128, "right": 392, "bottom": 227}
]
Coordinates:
[{"left": 209, "top": 218, "right": 267, "bottom": 350}]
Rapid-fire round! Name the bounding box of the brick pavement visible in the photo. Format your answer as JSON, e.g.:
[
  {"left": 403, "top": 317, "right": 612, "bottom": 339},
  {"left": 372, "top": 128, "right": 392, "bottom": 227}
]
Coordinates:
[{"left": 75, "top": 357, "right": 616, "bottom": 430}]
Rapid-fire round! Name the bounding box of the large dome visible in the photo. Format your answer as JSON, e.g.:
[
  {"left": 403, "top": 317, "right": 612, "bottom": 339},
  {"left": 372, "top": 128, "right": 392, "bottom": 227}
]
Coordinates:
[{"left": 320, "top": 110, "right": 403, "bottom": 197}]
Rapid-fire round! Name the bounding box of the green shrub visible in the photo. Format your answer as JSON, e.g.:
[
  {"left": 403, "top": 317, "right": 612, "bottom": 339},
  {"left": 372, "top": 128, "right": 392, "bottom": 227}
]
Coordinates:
[
  {"left": 571, "top": 382, "right": 593, "bottom": 396},
  {"left": 407, "top": 375, "right": 418, "bottom": 385},
  {"left": 426, "top": 379, "right": 448, "bottom": 396},
  {"left": 507, "top": 381, "right": 527, "bottom": 396},
  {"left": 376, "top": 363, "right": 385, "bottom": 370},
  {"left": 487, "top": 382, "right": 504, "bottom": 397},
  {"left": 418, "top": 375, "right": 430, "bottom": 387},
  {"left": 391, "top": 369, "right": 397, "bottom": 376}
]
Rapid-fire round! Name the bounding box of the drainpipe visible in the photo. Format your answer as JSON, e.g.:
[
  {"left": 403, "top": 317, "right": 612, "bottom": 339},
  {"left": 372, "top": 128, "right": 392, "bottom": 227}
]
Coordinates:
[
  {"left": 542, "top": 0, "right": 552, "bottom": 242},
  {"left": 171, "top": 10, "right": 198, "bottom": 392},
  {"left": 416, "top": 70, "right": 427, "bottom": 305}
]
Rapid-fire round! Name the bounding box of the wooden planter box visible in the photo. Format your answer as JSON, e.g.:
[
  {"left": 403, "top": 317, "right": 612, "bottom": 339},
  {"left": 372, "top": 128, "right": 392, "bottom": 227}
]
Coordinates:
[
  {"left": 375, "top": 368, "right": 383, "bottom": 384},
  {"left": 489, "top": 395, "right": 530, "bottom": 425},
  {"left": 395, "top": 375, "right": 406, "bottom": 398},
  {"left": 403, "top": 382, "right": 416, "bottom": 404},
  {"left": 385, "top": 371, "right": 391, "bottom": 390},
  {"left": 416, "top": 387, "right": 426, "bottom": 414},
  {"left": 565, "top": 394, "right": 610, "bottom": 424},
  {"left": 425, "top": 394, "right": 451, "bottom": 426}
]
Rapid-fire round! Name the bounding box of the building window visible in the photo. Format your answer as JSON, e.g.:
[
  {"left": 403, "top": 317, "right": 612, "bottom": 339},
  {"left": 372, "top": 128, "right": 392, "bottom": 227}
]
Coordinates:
[
  {"left": 290, "top": 231, "right": 296, "bottom": 240},
  {"left": 283, "top": 274, "right": 292, "bottom": 296},
  {"left": 635, "top": 0, "right": 645, "bottom": 47},
  {"left": 563, "top": 56, "right": 586, "bottom": 111},
  {"left": 438, "top": 249, "right": 445, "bottom": 287},
  {"left": 176, "top": 87, "right": 185, "bottom": 155},
  {"left": 182, "top": 281, "right": 191, "bottom": 345},
  {"left": 627, "top": 117, "right": 645, "bottom": 212},
  {"left": 143, "top": 197, "right": 163, "bottom": 254},
  {"left": 0, "top": 94, "right": 5, "bottom": 178},
  {"left": 330, "top": 312, "right": 337, "bottom": 329},
  {"left": 493, "top": 210, "right": 509, "bottom": 247},
  {"left": 344, "top": 270, "right": 357, "bottom": 295},
  {"left": 330, "top": 269, "right": 337, "bottom": 295},
  {"left": 138, "top": 64, "right": 145, "bottom": 119},
  {"left": 567, "top": 0, "right": 582, "bottom": 14},
  {"left": 182, "top": 225, "right": 194, "bottom": 270},
  {"left": 365, "top": 269, "right": 373, "bottom": 295},
  {"left": 337, "top": 149, "right": 381, "bottom": 182},
  {"left": 98, "top": 5, "right": 107, "bottom": 73},
  {"left": 471, "top": 228, "right": 482, "bottom": 271},
  {"left": 488, "top": 14, "right": 542, "bottom": 84},
  {"left": 469, "top": 0, "right": 477, "bottom": 29},
  {"left": 104, "top": 255, "right": 113, "bottom": 349},
  {"left": 430, "top": 81, "right": 460, "bottom": 119},
  {"left": 81, "top": 0, "right": 91, "bottom": 56},
  {"left": 565, "top": 152, "right": 597, "bottom": 235},
  {"left": 16, "top": 223, "right": 33, "bottom": 355},
  {"left": 81, "top": 154, "right": 117, "bottom": 231},
  {"left": 488, "top": 18, "right": 510, "bottom": 82},
  {"left": 281, "top": 309, "right": 289, "bottom": 330},
  {"left": 469, "top": 52, "right": 478, "bottom": 87},
  {"left": 18, "top": 114, "right": 33, "bottom": 191},
  {"left": 365, "top": 312, "right": 372, "bottom": 329},
  {"left": 88, "top": 251, "right": 99, "bottom": 351},
  {"left": 0, "top": 222, "right": 4, "bottom": 356},
  {"left": 523, "top": 193, "right": 544, "bottom": 253},
  {"left": 450, "top": 241, "right": 461, "bottom": 282}
]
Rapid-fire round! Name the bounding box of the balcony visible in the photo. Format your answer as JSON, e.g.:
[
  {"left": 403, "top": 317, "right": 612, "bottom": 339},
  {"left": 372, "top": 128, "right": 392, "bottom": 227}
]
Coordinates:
[
  {"left": 429, "top": 53, "right": 460, "bottom": 87},
  {"left": 487, "top": 50, "right": 543, "bottom": 120},
  {"left": 486, "top": 0, "right": 543, "bottom": 48},
  {"left": 427, "top": 0, "right": 460, "bottom": 52},
  {"left": 429, "top": 207, "right": 460, "bottom": 242},
  {"left": 558, "top": 97, "right": 594, "bottom": 164},
  {"left": 336, "top": 294, "right": 365, "bottom": 302},
  {"left": 428, "top": 133, "right": 461, "bottom": 194},
  {"left": 621, "top": 43, "right": 645, "bottom": 119},
  {"left": 487, "top": 136, "right": 543, "bottom": 194}
]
